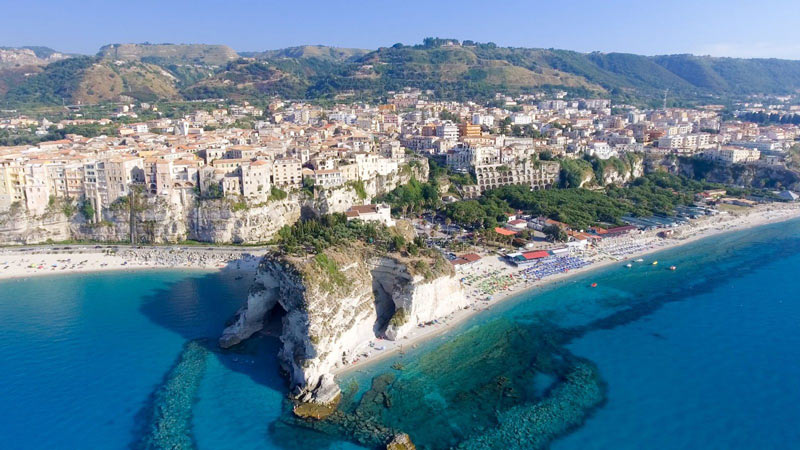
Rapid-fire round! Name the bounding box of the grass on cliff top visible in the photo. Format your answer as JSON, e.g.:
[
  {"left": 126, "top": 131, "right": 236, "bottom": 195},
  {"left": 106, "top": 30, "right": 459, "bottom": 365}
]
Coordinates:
[
  {"left": 277, "top": 213, "right": 454, "bottom": 284},
  {"left": 311, "top": 253, "right": 350, "bottom": 293}
]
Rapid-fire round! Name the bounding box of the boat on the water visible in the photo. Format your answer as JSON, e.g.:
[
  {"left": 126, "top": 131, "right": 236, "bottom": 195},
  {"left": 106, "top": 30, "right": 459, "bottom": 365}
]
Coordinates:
[
  {"left": 652, "top": 261, "right": 659, "bottom": 265},
  {"left": 625, "top": 263, "right": 633, "bottom": 268},
  {"left": 669, "top": 266, "right": 677, "bottom": 271},
  {"left": 635, "top": 258, "right": 644, "bottom": 262},
  {"left": 590, "top": 282, "right": 598, "bottom": 288}
]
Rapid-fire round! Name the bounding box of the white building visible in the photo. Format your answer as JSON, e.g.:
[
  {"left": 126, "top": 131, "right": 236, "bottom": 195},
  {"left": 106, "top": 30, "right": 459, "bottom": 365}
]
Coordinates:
[
  {"left": 344, "top": 204, "right": 395, "bottom": 227},
  {"left": 472, "top": 114, "right": 495, "bottom": 127}
]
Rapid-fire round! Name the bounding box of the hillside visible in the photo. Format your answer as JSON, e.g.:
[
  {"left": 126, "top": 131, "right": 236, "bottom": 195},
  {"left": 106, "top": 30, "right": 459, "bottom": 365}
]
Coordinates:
[
  {"left": 181, "top": 59, "right": 311, "bottom": 100},
  {"left": 243, "top": 45, "right": 369, "bottom": 62},
  {"left": 0, "top": 46, "right": 69, "bottom": 69},
  {"left": 2, "top": 57, "right": 180, "bottom": 105},
  {"left": 5, "top": 40, "right": 800, "bottom": 107},
  {"left": 202, "top": 44, "right": 800, "bottom": 102},
  {"left": 98, "top": 43, "right": 239, "bottom": 66}
]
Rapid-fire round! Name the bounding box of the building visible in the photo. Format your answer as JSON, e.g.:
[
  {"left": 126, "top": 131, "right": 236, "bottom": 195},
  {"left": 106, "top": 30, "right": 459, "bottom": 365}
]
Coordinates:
[
  {"left": 710, "top": 147, "right": 761, "bottom": 164},
  {"left": 241, "top": 160, "right": 271, "bottom": 197},
  {"left": 472, "top": 114, "right": 494, "bottom": 127},
  {"left": 436, "top": 123, "right": 459, "bottom": 140},
  {"left": 312, "top": 169, "right": 345, "bottom": 188},
  {"left": 474, "top": 160, "right": 560, "bottom": 192},
  {"left": 0, "top": 158, "right": 26, "bottom": 210},
  {"left": 105, "top": 156, "right": 144, "bottom": 204},
  {"left": 458, "top": 122, "right": 482, "bottom": 138},
  {"left": 272, "top": 158, "right": 303, "bottom": 188},
  {"left": 344, "top": 204, "right": 395, "bottom": 227}
]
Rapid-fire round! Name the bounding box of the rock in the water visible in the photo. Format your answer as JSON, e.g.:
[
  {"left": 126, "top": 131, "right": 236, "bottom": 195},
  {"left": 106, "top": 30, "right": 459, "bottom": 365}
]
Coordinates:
[
  {"left": 292, "top": 392, "right": 341, "bottom": 420},
  {"left": 386, "top": 433, "right": 416, "bottom": 450}
]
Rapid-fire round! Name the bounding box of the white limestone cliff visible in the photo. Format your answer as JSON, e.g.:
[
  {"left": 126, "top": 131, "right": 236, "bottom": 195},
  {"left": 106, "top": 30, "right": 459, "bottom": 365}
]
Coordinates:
[
  {"left": 219, "top": 248, "right": 466, "bottom": 405},
  {"left": 0, "top": 159, "right": 426, "bottom": 246}
]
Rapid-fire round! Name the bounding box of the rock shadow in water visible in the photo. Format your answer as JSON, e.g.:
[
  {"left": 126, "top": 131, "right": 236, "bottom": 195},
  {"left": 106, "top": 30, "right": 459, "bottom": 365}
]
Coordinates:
[{"left": 136, "top": 264, "right": 286, "bottom": 392}]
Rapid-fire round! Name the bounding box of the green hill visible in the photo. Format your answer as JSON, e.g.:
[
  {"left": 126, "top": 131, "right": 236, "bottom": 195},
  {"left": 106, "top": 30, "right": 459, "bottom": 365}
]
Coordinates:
[
  {"left": 5, "top": 40, "right": 800, "bottom": 107},
  {"left": 2, "top": 56, "right": 180, "bottom": 105},
  {"left": 98, "top": 43, "right": 239, "bottom": 66},
  {"left": 243, "top": 45, "right": 369, "bottom": 62}
]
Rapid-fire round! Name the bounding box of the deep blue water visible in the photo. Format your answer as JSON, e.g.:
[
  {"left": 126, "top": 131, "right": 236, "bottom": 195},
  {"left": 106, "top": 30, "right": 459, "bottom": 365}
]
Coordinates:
[{"left": 1, "top": 219, "right": 800, "bottom": 449}]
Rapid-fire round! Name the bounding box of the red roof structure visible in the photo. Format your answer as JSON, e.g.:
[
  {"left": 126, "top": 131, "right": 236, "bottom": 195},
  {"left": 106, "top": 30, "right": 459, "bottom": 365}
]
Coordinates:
[
  {"left": 461, "top": 253, "right": 481, "bottom": 262},
  {"left": 521, "top": 250, "right": 550, "bottom": 260},
  {"left": 494, "top": 227, "right": 517, "bottom": 236},
  {"left": 605, "top": 225, "right": 637, "bottom": 235}
]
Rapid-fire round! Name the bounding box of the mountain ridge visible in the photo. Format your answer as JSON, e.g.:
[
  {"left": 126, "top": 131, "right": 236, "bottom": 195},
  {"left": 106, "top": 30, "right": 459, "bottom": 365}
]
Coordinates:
[{"left": 3, "top": 40, "right": 800, "bottom": 107}]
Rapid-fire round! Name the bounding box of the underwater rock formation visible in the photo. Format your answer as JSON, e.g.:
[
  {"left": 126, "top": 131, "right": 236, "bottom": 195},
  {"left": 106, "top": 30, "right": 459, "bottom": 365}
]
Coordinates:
[
  {"left": 282, "top": 317, "right": 609, "bottom": 449},
  {"left": 135, "top": 340, "right": 209, "bottom": 450},
  {"left": 386, "top": 433, "right": 416, "bottom": 450}
]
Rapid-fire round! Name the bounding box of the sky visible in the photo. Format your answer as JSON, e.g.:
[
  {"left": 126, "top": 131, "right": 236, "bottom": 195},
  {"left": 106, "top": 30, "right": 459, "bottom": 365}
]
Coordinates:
[{"left": 1, "top": 0, "right": 799, "bottom": 59}]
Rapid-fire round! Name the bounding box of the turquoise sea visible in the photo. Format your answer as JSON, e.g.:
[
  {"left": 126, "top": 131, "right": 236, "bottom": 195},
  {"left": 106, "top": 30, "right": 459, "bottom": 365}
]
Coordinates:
[{"left": 1, "top": 218, "right": 800, "bottom": 449}]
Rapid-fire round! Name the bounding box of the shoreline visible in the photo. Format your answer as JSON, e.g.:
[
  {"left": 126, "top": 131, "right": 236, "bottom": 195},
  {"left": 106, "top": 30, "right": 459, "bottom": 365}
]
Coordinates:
[
  {"left": 0, "top": 246, "right": 267, "bottom": 280},
  {"left": 332, "top": 202, "right": 800, "bottom": 377},
  {"left": 3, "top": 203, "right": 800, "bottom": 379}
]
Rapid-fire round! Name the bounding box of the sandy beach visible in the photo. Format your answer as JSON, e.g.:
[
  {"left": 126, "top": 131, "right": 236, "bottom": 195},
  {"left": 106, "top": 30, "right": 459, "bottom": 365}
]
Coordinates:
[
  {"left": 0, "top": 245, "right": 267, "bottom": 280},
  {"left": 333, "top": 202, "right": 800, "bottom": 376}
]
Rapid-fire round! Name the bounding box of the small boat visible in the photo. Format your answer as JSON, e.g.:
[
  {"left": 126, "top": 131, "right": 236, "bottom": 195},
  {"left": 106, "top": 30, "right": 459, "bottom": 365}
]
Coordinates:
[
  {"left": 669, "top": 266, "right": 677, "bottom": 271},
  {"left": 625, "top": 263, "right": 632, "bottom": 268},
  {"left": 652, "top": 261, "right": 658, "bottom": 266},
  {"left": 590, "top": 282, "right": 598, "bottom": 288},
  {"left": 635, "top": 258, "right": 644, "bottom": 262}
]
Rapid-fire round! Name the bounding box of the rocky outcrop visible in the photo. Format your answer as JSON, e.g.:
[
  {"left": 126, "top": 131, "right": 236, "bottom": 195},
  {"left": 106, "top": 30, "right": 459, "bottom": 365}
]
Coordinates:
[
  {"left": 219, "top": 246, "right": 466, "bottom": 405},
  {"left": 386, "top": 433, "right": 416, "bottom": 450},
  {"left": 0, "top": 47, "right": 68, "bottom": 69},
  {"left": 0, "top": 206, "right": 71, "bottom": 244},
  {"left": 596, "top": 153, "right": 644, "bottom": 186},
  {"left": 371, "top": 256, "right": 468, "bottom": 340},
  {"left": 659, "top": 155, "right": 800, "bottom": 191},
  {"left": 189, "top": 198, "right": 301, "bottom": 244}
]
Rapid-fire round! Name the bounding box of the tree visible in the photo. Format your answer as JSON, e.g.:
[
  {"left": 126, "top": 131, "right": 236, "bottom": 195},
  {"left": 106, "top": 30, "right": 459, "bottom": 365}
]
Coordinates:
[
  {"left": 390, "top": 235, "right": 406, "bottom": 252},
  {"left": 439, "top": 109, "right": 460, "bottom": 122},
  {"left": 498, "top": 117, "right": 512, "bottom": 135},
  {"left": 80, "top": 200, "right": 95, "bottom": 221},
  {"left": 302, "top": 176, "right": 316, "bottom": 196},
  {"left": 543, "top": 224, "right": 568, "bottom": 242},
  {"left": 202, "top": 182, "right": 224, "bottom": 199}
]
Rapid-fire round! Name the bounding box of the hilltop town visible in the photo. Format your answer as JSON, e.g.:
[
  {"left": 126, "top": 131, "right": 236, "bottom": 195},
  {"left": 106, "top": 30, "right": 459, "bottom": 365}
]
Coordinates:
[{"left": 1, "top": 87, "right": 799, "bottom": 245}]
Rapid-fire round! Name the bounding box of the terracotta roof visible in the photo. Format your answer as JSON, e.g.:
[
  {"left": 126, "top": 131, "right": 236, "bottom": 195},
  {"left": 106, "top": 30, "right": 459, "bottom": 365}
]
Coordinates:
[
  {"left": 461, "top": 253, "right": 481, "bottom": 262},
  {"left": 494, "top": 227, "right": 517, "bottom": 236},
  {"left": 347, "top": 204, "right": 380, "bottom": 215}
]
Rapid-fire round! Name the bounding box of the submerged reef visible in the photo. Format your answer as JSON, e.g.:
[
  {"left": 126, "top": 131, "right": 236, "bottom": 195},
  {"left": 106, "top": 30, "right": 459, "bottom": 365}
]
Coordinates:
[
  {"left": 134, "top": 340, "right": 209, "bottom": 450},
  {"left": 457, "top": 361, "right": 604, "bottom": 449},
  {"left": 279, "top": 318, "right": 607, "bottom": 449}
]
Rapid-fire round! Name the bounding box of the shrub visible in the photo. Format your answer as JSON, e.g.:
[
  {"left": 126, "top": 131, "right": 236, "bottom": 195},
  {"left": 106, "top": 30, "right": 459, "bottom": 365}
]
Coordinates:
[
  {"left": 269, "top": 186, "right": 288, "bottom": 201},
  {"left": 389, "top": 307, "right": 409, "bottom": 327}
]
